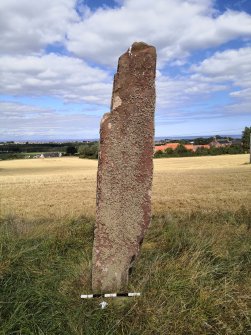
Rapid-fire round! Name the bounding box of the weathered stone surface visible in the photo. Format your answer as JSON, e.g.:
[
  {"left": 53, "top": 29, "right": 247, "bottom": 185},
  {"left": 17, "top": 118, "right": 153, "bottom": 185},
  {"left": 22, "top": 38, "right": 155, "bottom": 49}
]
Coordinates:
[{"left": 92, "top": 42, "right": 156, "bottom": 292}]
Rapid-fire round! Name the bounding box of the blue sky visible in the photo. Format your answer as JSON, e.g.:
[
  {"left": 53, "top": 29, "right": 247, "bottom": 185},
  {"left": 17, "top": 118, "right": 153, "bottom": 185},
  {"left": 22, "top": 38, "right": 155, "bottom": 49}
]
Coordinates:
[{"left": 0, "top": 0, "right": 251, "bottom": 140}]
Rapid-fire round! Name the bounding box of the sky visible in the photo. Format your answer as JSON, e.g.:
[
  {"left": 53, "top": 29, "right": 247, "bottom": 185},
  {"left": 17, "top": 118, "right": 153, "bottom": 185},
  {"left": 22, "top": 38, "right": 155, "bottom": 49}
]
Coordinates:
[{"left": 0, "top": 0, "right": 251, "bottom": 141}]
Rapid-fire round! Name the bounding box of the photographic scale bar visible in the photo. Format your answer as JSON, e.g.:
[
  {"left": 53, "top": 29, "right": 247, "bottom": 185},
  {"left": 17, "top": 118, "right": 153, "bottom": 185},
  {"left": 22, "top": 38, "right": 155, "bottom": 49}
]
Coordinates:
[{"left": 81, "top": 292, "right": 141, "bottom": 299}]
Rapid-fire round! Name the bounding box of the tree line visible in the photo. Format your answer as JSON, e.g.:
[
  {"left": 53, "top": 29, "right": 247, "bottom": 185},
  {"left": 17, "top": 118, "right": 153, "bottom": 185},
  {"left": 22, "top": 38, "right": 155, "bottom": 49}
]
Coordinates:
[
  {"left": 154, "top": 143, "right": 244, "bottom": 158},
  {"left": 154, "top": 126, "right": 250, "bottom": 158},
  {"left": 0, "top": 141, "right": 99, "bottom": 160},
  {"left": 0, "top": 127, "right": 250, "bottom": 160}
]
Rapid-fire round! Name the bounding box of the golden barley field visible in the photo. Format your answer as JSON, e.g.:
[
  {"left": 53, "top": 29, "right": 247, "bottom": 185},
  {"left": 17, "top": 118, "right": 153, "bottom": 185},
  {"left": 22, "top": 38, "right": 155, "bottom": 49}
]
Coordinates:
[{"left": 0, "top": 154, "right": 250, "bottom": 220}]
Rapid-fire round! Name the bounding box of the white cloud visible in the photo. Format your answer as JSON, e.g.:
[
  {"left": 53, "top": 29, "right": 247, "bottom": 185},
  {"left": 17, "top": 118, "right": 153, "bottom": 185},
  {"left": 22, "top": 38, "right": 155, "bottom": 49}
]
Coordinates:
[
  {"left": 0, "top": 0, "right": 251, "bottom": 139},
  {"left": 1, "top": 46, "right": 250, "bottom": 131},
  {"left": 156, "top": 46, "right": 251, "bottom": 123},
  {"left": 66, "top": 0, "right": 251, "bottom": 66},
  {"left": 191, "top": 47, "right": 251, "bottom": 75},
  {"left": 190, "top": 46, "right": 251, "bottom": 103},
  {"left": 0, "top": 101, "right": 101, "bottom": 139},
  {"left": 0, "top": 53, "right": 112, "bottom": 104},
  {"left": 156, "top": 73, "right": 226, "bottom": 124},
  {"left": 157, "top": 74, "right": 225, "bottom": 108},
  {"left": 0, "top": 101, "right": 53, "bottom": 119},
  {"left": 0, "top": 0, "right": 77, "bottom": 55}
]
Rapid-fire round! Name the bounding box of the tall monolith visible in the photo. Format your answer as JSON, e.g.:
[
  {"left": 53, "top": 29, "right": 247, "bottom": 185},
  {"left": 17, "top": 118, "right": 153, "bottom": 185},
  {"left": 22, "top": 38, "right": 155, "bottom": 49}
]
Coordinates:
[{"left": 92, "top": 42, "right": 156, "bottom": 292}]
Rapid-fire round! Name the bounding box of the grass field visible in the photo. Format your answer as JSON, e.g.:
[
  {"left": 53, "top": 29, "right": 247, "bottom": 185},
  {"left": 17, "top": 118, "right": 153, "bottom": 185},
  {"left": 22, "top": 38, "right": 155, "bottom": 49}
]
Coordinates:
[{"left": 0, "top": 155, "right": 251, "bottom": 334}]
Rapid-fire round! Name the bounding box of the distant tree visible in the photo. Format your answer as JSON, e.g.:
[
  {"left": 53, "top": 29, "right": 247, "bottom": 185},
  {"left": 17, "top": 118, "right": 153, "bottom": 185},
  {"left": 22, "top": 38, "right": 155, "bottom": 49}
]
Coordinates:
[
  {"left": 154, "top": 150, "right": 164, "bottom": 158},
  {"left": 241, "top": 126, "right": 251, "bottom": 152},
  {"left": 174, "top": 144, "right": 193, "bottom": 157},
  {"left": 179, "top": 139, "right": 190, "bottom": 144},
  {"left": 175, "top": 144, "right": 185, "bottom": 153},
  {"left": 3, "top": 145, "right": 21, "bottom": 153},
  {"left": 195, "top": 147, "right": 209, "bottom": 156},
  {"left": 66, "top": 146, "right": 77, "bottom": 155},
  {"left": 226, "top": 144, "right": 243, "bottom": 154},
  {"left": 164, "top": 148, "right": 175, "bottom": 156},
  {"left": 78, "top": 142, "right": 99, "bottom": 159},
  {"left": 194, "top": 137, "right": 212, "bottom": 145},
  {"left": 208, "top": 146, "right": 223, "bottom": 155}
]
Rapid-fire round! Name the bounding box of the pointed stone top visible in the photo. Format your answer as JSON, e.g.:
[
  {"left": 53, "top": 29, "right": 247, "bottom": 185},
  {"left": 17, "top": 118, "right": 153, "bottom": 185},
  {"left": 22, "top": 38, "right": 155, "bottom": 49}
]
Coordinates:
[
  {"left": 130, "top": 41, "right": 154, "bottom": 52},
  {"left": 126, "top": 42, "right": 156, "bottom": 58},
  {"left": 127, "top": 41, "right": 155, "bottom": 55}
]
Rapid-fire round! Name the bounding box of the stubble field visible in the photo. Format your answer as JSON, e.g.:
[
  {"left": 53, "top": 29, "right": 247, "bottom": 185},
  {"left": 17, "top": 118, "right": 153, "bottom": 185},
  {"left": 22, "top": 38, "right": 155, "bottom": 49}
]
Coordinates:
[
  {"left": 0, "top": 154, "right": 250, "bottom": 220},
  {"left": 0, "top": 154, "right": 251, "bottom": 334}
]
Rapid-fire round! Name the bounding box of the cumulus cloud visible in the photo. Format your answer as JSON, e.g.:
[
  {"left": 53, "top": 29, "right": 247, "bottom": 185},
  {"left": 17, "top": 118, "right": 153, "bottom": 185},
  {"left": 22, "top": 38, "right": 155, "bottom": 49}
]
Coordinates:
[
  {"left": 157, "top": 73, "right": 226, "bottom": 108},
  {"left": 0, "top": 53, "right": 112, "bottom": 104},
  {"left": 191, "top": 46, "right": 251, "bottom": 104},
  {"left": 0, "top": 0, "right": 251, "bottom": 139},
  {"left": 191, "top": 47, "right": 251, "bottom": 82},
  {"left": 156, "top": 46, "right": 251, "bottom": 123},
  {"left": 66, "top": 0, "right": 251, "bottom": 66},
  {"left": 156, "top": 72, "right": 226, "bottom": 124},
  {"left": 1, "top": 46, "right": 250, "bottom": 131},
  {"left": 0, "top": 0, "right": 77, "bottom": 55}
]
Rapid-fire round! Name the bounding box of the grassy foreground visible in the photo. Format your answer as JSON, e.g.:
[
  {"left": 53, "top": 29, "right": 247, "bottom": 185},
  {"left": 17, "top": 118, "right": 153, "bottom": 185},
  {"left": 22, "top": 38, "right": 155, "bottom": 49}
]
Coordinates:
[{"left": 1, "top": 209, "right": 251, "bottom": 335}]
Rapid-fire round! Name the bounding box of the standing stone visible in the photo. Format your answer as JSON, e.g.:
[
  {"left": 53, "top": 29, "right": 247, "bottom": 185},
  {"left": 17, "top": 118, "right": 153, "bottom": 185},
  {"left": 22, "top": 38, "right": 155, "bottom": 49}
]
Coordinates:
[{"left": 92, "top": 42, "right": 156, "bottom": 292}]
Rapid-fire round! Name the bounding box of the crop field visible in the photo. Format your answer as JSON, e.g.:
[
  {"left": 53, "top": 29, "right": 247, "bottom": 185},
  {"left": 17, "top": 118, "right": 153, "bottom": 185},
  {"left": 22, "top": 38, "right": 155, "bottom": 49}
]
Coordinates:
[
  {"left": 0, "top": 154, "right": 250, "bottom": 219},
  {"left": 0, "top": 154, "right": 251, "bottom": 334}
]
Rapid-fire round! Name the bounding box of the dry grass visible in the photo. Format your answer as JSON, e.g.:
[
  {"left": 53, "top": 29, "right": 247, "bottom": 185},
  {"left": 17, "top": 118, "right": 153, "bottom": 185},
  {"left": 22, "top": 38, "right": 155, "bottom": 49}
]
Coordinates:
[
  {"left": 0, "top": 157, "right": 97, "bottom": 219},
  {"left": 152, "top": 155, "right": 251, "bottom": 215},
  {"left": 0, "top": 155, "right": 250, "bottom": 220}
]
